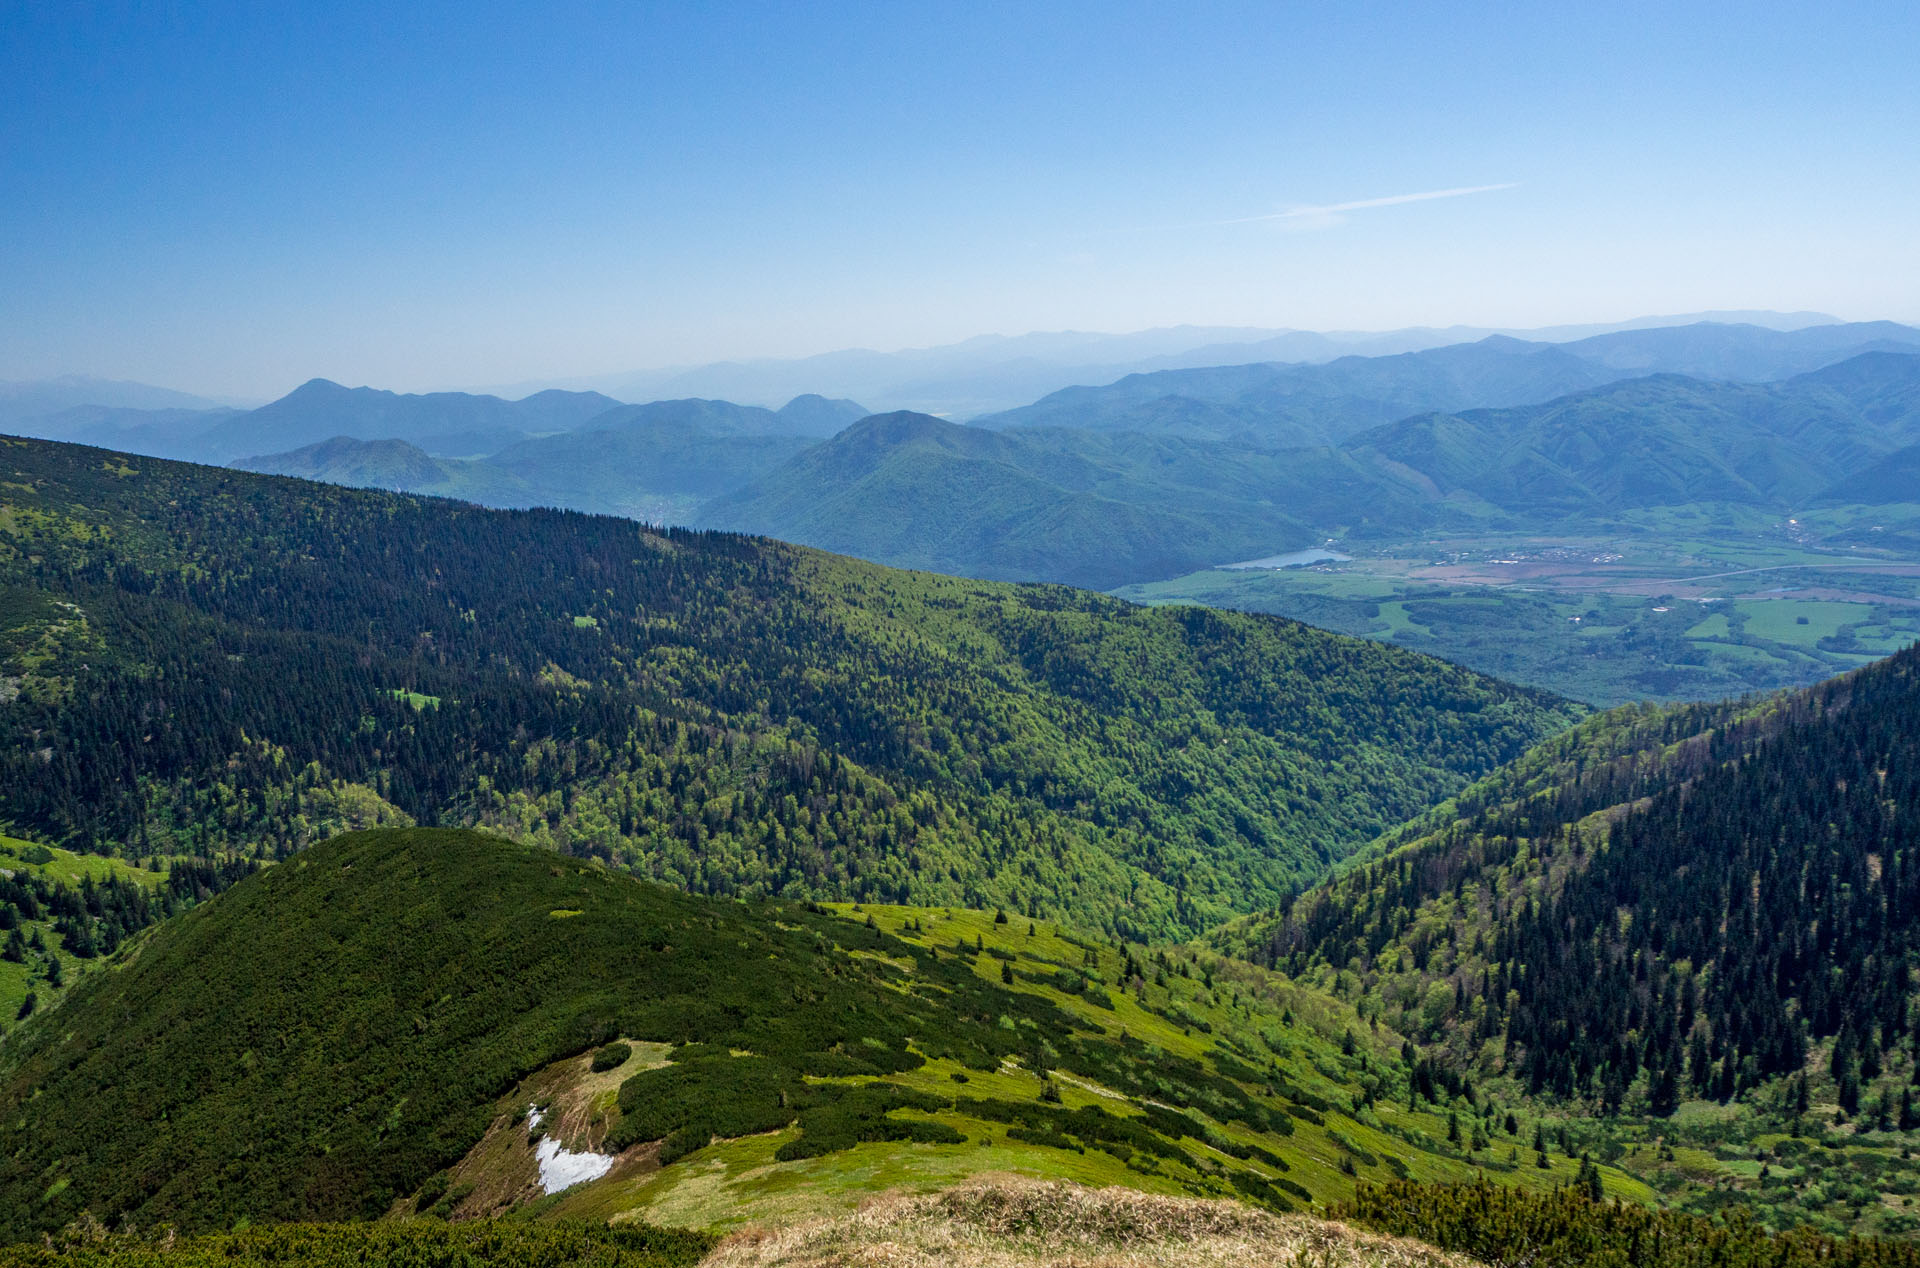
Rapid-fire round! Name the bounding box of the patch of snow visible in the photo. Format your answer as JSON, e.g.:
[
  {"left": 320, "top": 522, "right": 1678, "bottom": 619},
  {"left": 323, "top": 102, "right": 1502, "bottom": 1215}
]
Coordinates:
[{"left": 526, "top": 1103, "right": 614, "bottom": 1193}]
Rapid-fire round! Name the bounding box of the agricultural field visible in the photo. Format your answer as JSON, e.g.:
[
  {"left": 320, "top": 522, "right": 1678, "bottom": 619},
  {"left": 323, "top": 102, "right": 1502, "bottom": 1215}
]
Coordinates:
[{"left": 1118, "top": 517, "right": 1920, "bottom": 705}]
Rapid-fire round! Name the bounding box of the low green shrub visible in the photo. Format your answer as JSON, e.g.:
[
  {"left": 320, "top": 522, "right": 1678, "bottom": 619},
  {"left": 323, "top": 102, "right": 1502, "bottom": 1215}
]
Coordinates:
[
  {"left": 0, "top": 1219, "right": 714, "bottom": 1268},
  {"left": 591, "top": 1041, "right": 633, "bottom": 1072}
]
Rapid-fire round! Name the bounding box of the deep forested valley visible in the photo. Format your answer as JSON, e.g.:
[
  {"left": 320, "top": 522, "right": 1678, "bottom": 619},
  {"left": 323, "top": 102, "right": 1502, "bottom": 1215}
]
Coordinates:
[
  {"left": 1, "top": 384, "right": 1917, "bottom": 1253},
  {"left": 11, "top": 5, "right": 1918, "bottom": 1263},
  {"left": 0, "top": 413, "right": 1912, "bottom": 1266},
  {"left": 0, "top": 435, "right": 1568, "bottom": 938}
]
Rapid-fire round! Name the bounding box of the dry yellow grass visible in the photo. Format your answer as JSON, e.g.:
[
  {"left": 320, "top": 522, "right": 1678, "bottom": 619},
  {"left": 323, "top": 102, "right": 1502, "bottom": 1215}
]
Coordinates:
[{"left": 701, "top": 1175, "right": 1484, "bottom": 1268}]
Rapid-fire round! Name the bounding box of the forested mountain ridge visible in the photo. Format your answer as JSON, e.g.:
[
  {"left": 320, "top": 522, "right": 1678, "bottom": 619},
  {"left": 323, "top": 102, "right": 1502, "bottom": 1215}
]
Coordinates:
[
  {"left": 979, "top": 322, "right": 1920, "bottom": 445},
  {"left": 977, "top": 339, "right": 1618, "bottom": 446},
  {"left": 705, "top": 354, "right": 1920, "bottom": 589},
  {"left": 699, "top": 411, "right": 1488, "bottom": 589},
  {"left": 232, "top": 436, "right": 459, "bottom": 490},
  {"left": 1221, "top": 644, "right": 1920, "bottom": 1122},
  {"left": 0, "top": 435, "right": 1570, "bottom": 935},
  {"left": 1345, "top": 356, "right": 1920, "bottom": 515},
  {"left": 705, "top": 413, "right": 1296, "bottom": 588}
]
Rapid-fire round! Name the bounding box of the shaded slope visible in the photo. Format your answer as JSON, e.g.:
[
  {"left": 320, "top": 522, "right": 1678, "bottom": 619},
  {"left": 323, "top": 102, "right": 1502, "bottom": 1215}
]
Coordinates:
[
  {"left": 976, "top": 339, "right": 1611, "bottom": 448},
  {"left": 3, "top": 405, "right": 241, "bottom": 460},
  {"left": 478, "top": 420, "right": 817, "bottom": 517},
  {"left": 576, "top": 397, "right": 835, "bottom": 438},
  {"left": 1343, "top": 354, "right": 1920, "bottom": 515},
  {"left": 1560, "top": 320, "right": 1920, "bottom": 380},
  {"left": 224, "top": 395, "right": 865, "bottom": 521},
  {"left": 979, "top": 323, "right": 1920, "bottom": 445},
  {"left": 1816, "top": 442, "right": 1920, "bottom": 505},
  {"left": 0, "top": 376, "right": 227, "bottom": 427}
]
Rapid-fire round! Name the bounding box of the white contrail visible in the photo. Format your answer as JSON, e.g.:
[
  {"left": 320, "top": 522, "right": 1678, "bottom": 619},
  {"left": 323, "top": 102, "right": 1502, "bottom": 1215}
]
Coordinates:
[{"left": 1201, "top": 182, "right": 1520, "bottom": 226}]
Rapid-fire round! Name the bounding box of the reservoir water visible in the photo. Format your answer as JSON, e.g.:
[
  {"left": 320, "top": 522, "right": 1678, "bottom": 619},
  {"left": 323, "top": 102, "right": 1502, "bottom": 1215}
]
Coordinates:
[{"left": 1220, "top": 549, "right": 1353, "bottom": 570}]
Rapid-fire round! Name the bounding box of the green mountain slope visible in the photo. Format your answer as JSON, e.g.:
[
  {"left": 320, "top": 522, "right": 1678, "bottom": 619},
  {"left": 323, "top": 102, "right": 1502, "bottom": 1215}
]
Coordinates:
[
  {"left": 0, "top": 435, "right": 1572, "bottom": 934},
  {"left": 1216, "top": 645, "right": 1920, "bottom": 1233},
  {"left": 977, "top": 323, "right": 1920, "bottom": 445},
  {"left": 1816, "top": 442, "right": 1920, "bottom": 506},
  {"left": 0, "top": 828, "right": 1635, "bottom": 1239},
  {"left": 233, "top": 436, "right": 459, "bottom": 490},
  {"left": 699, "top": 412, "right": 1451, "bottom": 587},
  {"left": 698, "top": 356, "right": 1920, "bottom": 592},
  {"left": 0, "top": 827, "right": 1048, "bottom": 1232},
  {"left": 0, "top": 834, "right": 242, "bottom": 1022},
  {"left": 1344, "top": 363, "right": 1920, "bottom": 515}
]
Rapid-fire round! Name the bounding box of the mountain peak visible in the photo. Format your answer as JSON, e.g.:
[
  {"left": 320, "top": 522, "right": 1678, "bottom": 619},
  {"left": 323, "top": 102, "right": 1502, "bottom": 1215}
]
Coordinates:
[{"left": 232, "top": 434, "right": 447, "bottom": 489}]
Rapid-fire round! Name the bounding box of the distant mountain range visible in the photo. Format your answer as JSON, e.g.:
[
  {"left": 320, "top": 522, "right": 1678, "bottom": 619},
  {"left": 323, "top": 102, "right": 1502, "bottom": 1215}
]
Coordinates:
[
  {"left": 977, "top": 321, "right": 1920, "bottom": 446},
  {"left": 235, "top": 403, "right": 834, "bottom": 525},
  {"left": 700, "top": 350, "right": 1920, "bottom": 587},
  {"left": 0, "top": 374, "right": 235, "bottom": 426},
  {"left": 480, "top": 310, "right": 1847, "bottom": 417},
  {"left": 227, "top": 347, "right": 1920, "bottom": 591},
  {"left": 11, "top": 318, "right": 1920, "bottom": 591},
  {"left": 2, "top": 377, "right": 868, "bottom": 490}
]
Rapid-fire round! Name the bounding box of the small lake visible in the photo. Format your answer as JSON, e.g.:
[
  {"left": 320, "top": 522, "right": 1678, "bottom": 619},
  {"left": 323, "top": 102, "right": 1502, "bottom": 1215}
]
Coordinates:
[{"left": 1220, "top": 549, "right": 1353, "bottom": 571}]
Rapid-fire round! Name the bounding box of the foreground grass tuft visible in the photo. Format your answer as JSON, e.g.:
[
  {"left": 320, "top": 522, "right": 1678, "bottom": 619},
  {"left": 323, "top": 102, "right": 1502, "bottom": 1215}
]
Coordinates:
[{"left": 704, "top": 1176, "right": 1479, "bottom": 1268}]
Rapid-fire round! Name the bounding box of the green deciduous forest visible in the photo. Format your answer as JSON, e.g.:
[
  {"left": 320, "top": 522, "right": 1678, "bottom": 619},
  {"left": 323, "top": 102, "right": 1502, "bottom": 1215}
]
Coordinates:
[
  {"left": 0, "top": 436, "right": 1570, "bottom": 936},
  {"left": 7, "top": 434, "right": 1920, "bottom": 1258}
]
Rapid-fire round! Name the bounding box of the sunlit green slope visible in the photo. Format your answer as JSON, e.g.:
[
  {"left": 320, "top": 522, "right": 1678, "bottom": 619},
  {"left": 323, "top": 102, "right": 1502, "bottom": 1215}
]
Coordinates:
[
  {"left": 0, "top": 829, "right": 1638, "bottom": 1241},
  {"left": 0, "top": 434, "right": 1574, "bottom": 935}
]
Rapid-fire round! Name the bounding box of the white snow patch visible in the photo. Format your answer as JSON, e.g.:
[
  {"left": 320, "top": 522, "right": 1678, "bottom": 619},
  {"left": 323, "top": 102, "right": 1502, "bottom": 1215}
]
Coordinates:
[{"left": 526, "top": 1103, "right": 614, "bottom": 1193}]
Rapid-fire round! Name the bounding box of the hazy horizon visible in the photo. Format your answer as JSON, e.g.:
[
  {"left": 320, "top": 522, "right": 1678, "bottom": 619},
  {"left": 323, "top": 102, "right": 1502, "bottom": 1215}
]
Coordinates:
[
  {"left": 5, "top": 2, "right": 1917, "bottom": 398},
  {"left": 4, "top": 308, "right": 1891, "bottom": 409}
]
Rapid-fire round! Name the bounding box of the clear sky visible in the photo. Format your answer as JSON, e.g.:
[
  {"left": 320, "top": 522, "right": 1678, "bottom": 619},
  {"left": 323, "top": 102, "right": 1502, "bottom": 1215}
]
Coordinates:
[{"left": 4, "top": 1, "right": 1917, "bottom": 398}]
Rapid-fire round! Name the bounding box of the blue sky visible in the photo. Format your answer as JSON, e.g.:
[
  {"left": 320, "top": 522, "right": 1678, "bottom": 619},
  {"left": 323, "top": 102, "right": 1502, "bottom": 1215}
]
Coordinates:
[{"left": 3, "top": 1, "right": 1916, "bottom": 397}]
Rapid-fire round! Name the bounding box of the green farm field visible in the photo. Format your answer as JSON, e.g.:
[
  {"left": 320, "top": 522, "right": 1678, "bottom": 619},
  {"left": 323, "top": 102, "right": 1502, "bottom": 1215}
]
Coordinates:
[{"left": 1118, "top": 518, "right": 1920, "bottom": 705}]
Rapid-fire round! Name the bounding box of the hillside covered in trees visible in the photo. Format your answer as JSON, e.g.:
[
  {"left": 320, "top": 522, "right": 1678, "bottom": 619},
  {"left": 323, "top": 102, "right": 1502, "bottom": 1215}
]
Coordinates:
[
  {"left": 0, "top": 436, "right": 1571, "bottom": 936},
  {"left": 0, "top": 828, "right": 1622, "bottom": 1239},
  {"left": 1227, "top": 645, "right": 1920, "bottom": 1118}
]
